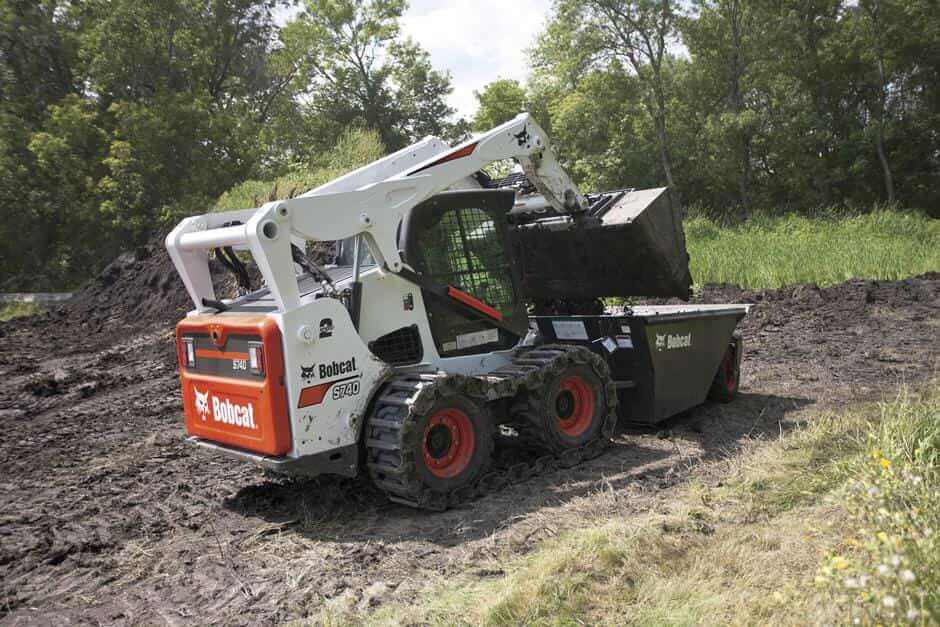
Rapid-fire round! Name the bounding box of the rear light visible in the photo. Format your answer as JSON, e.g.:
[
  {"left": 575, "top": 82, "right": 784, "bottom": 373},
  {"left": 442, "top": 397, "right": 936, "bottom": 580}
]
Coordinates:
[
  {"left": 183, "top": 338, "right": 196, "bottom": 367},
  {"left": 248, "top": 342, "right": 264, "bottom": 375}
]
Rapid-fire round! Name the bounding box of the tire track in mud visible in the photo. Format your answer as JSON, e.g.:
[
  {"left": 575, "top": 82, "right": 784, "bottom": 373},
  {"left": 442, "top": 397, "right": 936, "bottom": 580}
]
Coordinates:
[{"left": 0, "top": 274, "right": 937, "bottom": 625}]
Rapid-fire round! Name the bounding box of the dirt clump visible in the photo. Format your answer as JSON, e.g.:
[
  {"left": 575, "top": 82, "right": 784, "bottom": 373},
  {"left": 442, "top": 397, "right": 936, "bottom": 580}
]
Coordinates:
[{"left": 0, "top": 275, "right": 937, "bottom": 625}]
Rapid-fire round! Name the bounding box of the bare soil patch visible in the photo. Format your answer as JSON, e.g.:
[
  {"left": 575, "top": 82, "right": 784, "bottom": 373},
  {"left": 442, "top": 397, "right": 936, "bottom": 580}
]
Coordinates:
[{"left": 0, "top": 259, "right": 936, "bottom": 625}]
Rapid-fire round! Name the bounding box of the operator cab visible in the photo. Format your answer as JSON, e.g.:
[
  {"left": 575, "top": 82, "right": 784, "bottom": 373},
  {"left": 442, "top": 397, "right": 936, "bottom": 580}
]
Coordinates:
[{"left": 401, "top": 189, "right": 528, "bottom": 358}]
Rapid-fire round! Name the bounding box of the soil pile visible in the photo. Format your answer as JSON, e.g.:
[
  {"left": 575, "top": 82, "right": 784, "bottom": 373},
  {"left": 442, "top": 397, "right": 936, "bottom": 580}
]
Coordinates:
[
  {"left": 63, "top": 241, "right": 192, "bottom": 332},
  {"left": 6, "top": 234, "right": 331, "bottom": 342},
  {"left": 1, "top": 238, "right": 251, "bottom": 348}
]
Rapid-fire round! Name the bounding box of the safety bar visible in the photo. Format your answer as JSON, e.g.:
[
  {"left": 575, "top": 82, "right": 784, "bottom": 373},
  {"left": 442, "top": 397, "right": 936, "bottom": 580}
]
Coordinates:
[{"left": 177, "top": 224, "right": 250, "bottom": 251}]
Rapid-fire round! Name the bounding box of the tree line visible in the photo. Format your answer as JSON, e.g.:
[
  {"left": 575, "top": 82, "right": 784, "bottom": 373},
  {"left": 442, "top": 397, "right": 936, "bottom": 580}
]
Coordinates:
[
  {"left": 477, "top": 0, "right": 939, "bottom": 216},
  {"left": 0, "top": 0, "right": 463, "bottom": 289},
  {"left": 1, "top": 0, "right": 937, "bottom": 289}
]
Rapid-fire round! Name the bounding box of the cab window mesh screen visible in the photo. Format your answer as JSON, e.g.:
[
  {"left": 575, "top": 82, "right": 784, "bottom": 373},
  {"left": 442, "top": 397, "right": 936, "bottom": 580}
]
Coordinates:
[{"left": 416, "top": 207, "right": 515, "bottom": 313}]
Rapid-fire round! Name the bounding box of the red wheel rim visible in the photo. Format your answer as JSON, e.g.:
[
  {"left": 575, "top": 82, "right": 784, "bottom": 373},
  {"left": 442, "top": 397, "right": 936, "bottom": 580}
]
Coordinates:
[
  {"left": 722, "top": 347, "right": 737, "bottom": 392},
  {"left": 422, "top": 408, "right": 475, "bottom": 478},
  {"left": 556, "top": 375, "right": 595, "bottom": 437}
]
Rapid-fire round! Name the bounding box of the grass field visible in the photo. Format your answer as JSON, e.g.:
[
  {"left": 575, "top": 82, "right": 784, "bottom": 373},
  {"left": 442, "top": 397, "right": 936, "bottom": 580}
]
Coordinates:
[
  {"left": 322, "top": 382, "right": 939, "bottom": 626},
  {"left": 684, "top": 208, "right": 939, "bottom": 289},
  {"left": 0, "top": 301, "right": 43, "bottom": 321}
]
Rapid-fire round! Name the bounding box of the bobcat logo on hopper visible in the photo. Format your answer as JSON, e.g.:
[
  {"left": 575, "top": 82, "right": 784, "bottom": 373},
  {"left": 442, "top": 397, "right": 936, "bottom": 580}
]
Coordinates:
[
  {"left": 655, "top": 332, "right": 692, "bottom": 352},
  {"left": 194, "top": 387, "right": 210, "bottom": 420}
]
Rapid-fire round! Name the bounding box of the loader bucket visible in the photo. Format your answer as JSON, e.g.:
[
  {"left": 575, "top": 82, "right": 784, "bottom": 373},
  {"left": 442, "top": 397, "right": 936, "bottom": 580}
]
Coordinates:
[{"left": 507, "top": 187, "right": 693, "bottom": 301}]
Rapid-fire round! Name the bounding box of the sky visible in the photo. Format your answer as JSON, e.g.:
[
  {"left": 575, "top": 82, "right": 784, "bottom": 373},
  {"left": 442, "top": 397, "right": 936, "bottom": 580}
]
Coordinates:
[
  {"left": 276, "top": 0, "right": 555, "bottom": 120},
  {"left": 399, "top": 0, "right": 554, "bottom": 119}
]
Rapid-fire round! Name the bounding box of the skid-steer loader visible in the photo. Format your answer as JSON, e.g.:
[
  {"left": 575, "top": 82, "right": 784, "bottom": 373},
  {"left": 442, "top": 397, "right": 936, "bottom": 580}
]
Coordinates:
[{"left": 166, "top": 113, "right": 747, "bottom": 509}]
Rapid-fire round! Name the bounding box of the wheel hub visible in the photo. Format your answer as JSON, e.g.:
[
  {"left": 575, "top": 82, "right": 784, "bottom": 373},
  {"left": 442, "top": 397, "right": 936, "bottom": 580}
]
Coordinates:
[
  {"left": 556, "top": 375, "right": 595, "bottom": 438},
  {"left": 422, "top": 408, "right": 475, "bottom": 478},
  {"left": 555, "top": 390, "right": 575, "bottom": 419},
  {"left": 425, "top": 424, "right": 454, "bottom": 459}
]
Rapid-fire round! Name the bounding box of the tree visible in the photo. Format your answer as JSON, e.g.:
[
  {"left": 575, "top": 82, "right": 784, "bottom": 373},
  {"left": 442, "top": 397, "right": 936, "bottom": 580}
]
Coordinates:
[
  {"left": 0, "top": 0, "right": 295, "bottom": 287},
  {"left": 839, "top": 0, "right": 906, "bottom": 203},
  {"left": 76, "top": 0, "right": 288, "bottom": 237},
  {"left": 0, "top": 0, "right": 77, "bottom": 123},
  {"left": 548, "top": 0, "right": 683, "bottom": 203},
  {"left": 282, "top": 0, "right": 457, "bottom": 151},
  {"left": 472, "top": 79, "right": 528, "bottom": 131},
  {"left": 0, "top": 0, "right": 82, "bottom": 287},
  {"left": 682, "top": 0, "right": 762, "bottom": 210}
]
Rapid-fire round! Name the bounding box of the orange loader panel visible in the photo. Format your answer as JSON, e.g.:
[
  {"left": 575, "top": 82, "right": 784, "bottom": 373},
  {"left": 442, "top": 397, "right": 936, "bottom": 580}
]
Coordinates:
[{"left": 176, "top": 315, "right": 291, "bottom": 456}]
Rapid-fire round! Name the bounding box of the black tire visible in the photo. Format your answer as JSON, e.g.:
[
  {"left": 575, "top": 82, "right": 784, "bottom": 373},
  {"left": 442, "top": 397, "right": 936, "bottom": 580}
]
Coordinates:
[
  {"left": 708, "top": 336, "right": 741, "bottom": 403},
  {"left": 514, "top": 353, "right": 611, "bottom": 452},
  {"left": 365, "top": 386, "right": 494, "bottom": 503}
]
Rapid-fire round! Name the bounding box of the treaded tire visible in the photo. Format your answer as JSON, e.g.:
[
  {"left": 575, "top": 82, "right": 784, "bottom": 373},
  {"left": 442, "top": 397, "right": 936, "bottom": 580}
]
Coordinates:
[
  {"left": 365, "top": 386, "right": 494, "bottom": 503},
  {"left": 512, "top": 347, "right": 614, "bottom": 453},
  {"left": 363, "top": 348, "right": 616, "bottom": 509},
  {"left": 413, "top": 395, "right": 494, "bottom": 492},
  {"left": 708, "top": 334, "right": 742, "bottom": 403}
]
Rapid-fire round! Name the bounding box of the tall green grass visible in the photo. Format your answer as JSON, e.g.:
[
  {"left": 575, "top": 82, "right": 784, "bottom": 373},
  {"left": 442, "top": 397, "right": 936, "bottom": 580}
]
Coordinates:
[
  {"left": 685, "top": 208, "right": 940, "bottom": 288},
  {"left": 213, "top": 128, "right": 385, "bottom": 212}
]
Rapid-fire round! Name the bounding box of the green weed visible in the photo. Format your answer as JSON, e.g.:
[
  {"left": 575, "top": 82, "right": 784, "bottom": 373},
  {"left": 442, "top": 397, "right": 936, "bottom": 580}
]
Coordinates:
[
  {"left": 318, "top": 381, "right": 939, "bottom": 626},
  {"left": 0, "top": 301, "right": 43, "bottom": 321},
  {"left": 213, "top": 128, "right": 385, "bottom": 212}
]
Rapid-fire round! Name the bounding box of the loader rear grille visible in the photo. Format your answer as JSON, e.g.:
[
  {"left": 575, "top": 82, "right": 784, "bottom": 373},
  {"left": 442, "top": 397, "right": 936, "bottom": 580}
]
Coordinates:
[{"left": 369, "top": 325, "right": 423, "bottom": 365}]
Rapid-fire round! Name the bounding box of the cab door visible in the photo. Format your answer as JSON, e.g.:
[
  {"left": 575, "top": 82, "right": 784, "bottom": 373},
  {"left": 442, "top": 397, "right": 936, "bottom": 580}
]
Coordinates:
[{"left": 401, "top": 190, "right": 528, "bottom": 357}]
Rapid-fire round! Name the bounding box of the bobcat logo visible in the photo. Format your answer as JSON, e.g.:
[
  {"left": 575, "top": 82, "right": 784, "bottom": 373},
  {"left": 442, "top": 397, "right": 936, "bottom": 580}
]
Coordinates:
[
  {"left": 513, "top": 124, "right": 530, "bottom": 147},
  {"left": 194, "top": 387, "right": 210, "bottom": 420},
  {"left": 655, "top": 334, "right": 666, "bottom": 350},
  {"left": 301, "top": 364, "right": 317, "bottom": 381},
  {"left": 655, "top": 332, "right": 692, "bottom": 352}
]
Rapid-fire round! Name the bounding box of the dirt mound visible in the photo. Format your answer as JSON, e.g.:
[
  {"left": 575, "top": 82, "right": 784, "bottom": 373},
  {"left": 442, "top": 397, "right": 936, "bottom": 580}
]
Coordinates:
[
  {"left": 5, "top": 233, "right": 332, "bottom": 341},
  {"left": 1, "top": 238, "right": 248, "bottom": 346},
  {"left": 64, "top": 242, "right": 191, "bottom": 332}
]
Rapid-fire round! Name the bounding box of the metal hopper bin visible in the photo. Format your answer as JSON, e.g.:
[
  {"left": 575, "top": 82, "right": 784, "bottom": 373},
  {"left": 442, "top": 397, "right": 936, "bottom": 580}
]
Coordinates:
[{"left": 531, "top": 304, "right": 749, "bottom": 424}]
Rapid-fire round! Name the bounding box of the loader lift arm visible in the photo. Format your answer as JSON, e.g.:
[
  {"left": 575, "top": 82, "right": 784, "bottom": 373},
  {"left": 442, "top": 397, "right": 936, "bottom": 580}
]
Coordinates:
[{"left": 166, "top": 114, "right": 586, "bottom": 314}]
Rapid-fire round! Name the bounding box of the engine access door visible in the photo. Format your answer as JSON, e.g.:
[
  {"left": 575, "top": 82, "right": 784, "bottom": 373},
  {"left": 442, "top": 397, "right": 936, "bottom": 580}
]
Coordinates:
[{"left": 402, "top": 190, "right": 527, "bottom": 358}]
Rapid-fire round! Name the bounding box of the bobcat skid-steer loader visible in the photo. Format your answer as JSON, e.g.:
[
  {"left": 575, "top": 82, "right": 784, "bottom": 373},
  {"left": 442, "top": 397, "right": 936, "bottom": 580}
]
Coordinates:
[{"left": 166, "top": 113, "right": 747, "bottom": 509}]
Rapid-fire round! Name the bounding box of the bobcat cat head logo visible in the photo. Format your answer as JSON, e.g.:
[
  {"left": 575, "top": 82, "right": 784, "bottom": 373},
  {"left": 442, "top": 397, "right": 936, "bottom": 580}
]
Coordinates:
[
  {"left": 194, "top": 387, "right": 210, "bottom": 419},
  {"left": 301, "top": 364, "right": 316, "bottom": 381}
]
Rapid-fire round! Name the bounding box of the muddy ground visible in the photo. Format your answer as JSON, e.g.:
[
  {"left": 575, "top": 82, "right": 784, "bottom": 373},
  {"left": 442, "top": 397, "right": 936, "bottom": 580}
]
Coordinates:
[{"left": 0, "top": 265, "right": 937, "bottom": 625}]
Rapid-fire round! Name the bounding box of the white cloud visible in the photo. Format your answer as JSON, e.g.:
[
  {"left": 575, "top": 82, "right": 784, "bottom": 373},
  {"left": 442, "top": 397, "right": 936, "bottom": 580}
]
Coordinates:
[{"left": 400, "top": 0, "right": 553, "bottom": 119}]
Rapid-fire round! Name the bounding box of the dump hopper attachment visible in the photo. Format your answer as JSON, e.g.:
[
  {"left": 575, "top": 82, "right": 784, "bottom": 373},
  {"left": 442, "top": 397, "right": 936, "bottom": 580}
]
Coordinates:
[{"left": 507, "top": 187, "right": 693, "bottom": 301}]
